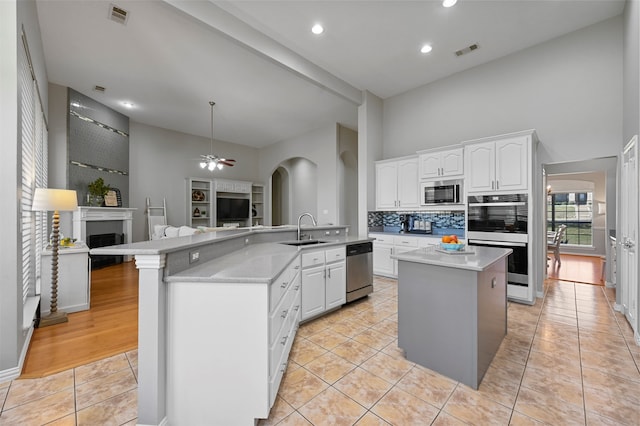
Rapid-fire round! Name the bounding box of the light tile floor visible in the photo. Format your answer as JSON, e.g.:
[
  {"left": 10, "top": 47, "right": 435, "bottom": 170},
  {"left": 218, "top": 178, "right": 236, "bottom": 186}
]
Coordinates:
[{"left": 1, "top": 277, "right": 639, "bottom": 425}]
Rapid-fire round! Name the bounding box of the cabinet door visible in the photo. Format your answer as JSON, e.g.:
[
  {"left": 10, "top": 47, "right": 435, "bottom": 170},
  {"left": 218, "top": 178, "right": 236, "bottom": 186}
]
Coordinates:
[
  {"left": 495, "top": 137, "right": 528, "bottom": 191},
  {"left": 441, "top": 148, "right": 464, "bottom": 177},
  {"left": 397, "top": 158, "right": 419, "bottom": 208},
  {"left": 301, "top": 265, "right": 326, "bottom": 320},
  {"left": 419, "top": 153, "right": 442, "bottom": 180},
  {"left": 373, "top": 244, "right": 395, "bottom": 277},
  {"left": 326, "top": 261, "right": 346, "bottom": 310},
  {"left": 465, "top": 142, "right": 495, "bottom": 193},
  {"left": 376, "top": 162, "right": 399, "bottom": 210}
]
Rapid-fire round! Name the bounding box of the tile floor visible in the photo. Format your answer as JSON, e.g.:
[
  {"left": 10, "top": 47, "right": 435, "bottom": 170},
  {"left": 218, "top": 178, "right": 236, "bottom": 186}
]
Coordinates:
[{"left": 1, "top": 276, "right": 639, "bottom": 425}]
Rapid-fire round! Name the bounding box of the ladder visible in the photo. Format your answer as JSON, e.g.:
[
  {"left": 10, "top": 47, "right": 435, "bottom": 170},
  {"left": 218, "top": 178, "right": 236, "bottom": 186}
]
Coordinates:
[{"left": 146, "top": 198, "right": 167, "bottom": 240}]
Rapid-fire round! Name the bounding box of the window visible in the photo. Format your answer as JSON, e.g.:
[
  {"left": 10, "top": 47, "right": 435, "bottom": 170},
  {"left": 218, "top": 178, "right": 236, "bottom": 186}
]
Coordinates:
[{"left": 547, "top": 191, "right": 593, "bottom": 246}]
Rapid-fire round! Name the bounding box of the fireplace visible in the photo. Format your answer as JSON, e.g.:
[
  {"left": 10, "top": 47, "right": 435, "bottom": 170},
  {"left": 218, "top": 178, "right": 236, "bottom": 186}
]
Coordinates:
[{"left": 88, "top": 233, "right": 123, "bottom": 269}]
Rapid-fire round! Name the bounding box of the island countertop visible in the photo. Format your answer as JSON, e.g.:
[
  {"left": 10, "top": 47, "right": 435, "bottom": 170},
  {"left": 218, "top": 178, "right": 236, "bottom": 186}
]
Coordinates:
[{"left": 391, "top": 245, "right": 512, "bottom": 272}]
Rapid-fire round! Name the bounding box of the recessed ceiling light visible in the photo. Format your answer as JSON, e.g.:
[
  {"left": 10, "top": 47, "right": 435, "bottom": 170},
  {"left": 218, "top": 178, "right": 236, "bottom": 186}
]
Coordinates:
[
  {"left": 122, "top": 101, "right": 134, "bottom": 108},
  {"left": 420, "top": 44, "right": 433, "bottom": 54},
  {"left": 442, "top": 0, "right": 458, "bottom": 7},
  {"left": 311, "top": 24, "right": 324, "bottom": 35}
]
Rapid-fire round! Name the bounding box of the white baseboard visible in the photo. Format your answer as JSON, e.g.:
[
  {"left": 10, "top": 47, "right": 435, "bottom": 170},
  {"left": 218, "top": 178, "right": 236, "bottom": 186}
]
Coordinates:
[
  {"left": 605, "top": 281, "right": 616, "bottom": 288},
  {"left": 0, "top": 325, "right": 34, "bottom": 382},
  {"left": 614, "top": 303, "right": 623, "bottom": 312},
  {"left": 137, "top": 418, "right": 168, "bottom": 426}
]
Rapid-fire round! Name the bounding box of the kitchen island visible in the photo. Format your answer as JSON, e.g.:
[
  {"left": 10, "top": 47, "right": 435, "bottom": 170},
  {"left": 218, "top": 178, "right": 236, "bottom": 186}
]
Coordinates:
[
  {"left": 91, "top": 225, "right": 372, "bottom": 426},
  {"left": 392, "top": 245, "right": 511, "bottom": 389}
]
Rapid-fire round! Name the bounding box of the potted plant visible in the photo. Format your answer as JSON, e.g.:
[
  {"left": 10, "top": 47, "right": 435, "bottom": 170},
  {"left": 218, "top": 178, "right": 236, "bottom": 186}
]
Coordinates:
[{"left": 87, "top": 177, "right": 111, "bottom": 206}]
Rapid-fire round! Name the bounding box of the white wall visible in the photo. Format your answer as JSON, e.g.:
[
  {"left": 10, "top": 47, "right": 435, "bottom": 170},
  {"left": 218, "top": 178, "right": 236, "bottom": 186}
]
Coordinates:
[
  {"left": 259, "top": 125, "right": 339, "bottom": 225},
  {"left": 129, "top": 122, "right": 259, "bottom": 241},
  {"left": 339, "top": 125, "right": 358, "bottom": 232},
  {"left": 1, "top": 0, "right": 48, "bottom": 377},
  {"left": 624, "top": 0, "right": 639, "bottom": 145},
  {"left": 283, "top": 158, "right": 318, "bottom": 223},
  {"left": 383, "top": 16, "right": 623, "bottom": 165},
  {"left": 358, "top": 91, "right": 384, "bottom": 235}
]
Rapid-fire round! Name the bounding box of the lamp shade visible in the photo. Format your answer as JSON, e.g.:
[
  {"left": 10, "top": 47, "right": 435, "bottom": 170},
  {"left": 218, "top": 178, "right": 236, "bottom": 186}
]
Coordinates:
[{"left": 32, "top": 188, "right": 78, "bottom": 212}]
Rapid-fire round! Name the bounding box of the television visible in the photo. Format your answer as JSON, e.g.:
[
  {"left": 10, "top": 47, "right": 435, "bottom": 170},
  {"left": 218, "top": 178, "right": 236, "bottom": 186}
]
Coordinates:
[{"left": 217, "top": 198, "right": 249, "bottom": 220}]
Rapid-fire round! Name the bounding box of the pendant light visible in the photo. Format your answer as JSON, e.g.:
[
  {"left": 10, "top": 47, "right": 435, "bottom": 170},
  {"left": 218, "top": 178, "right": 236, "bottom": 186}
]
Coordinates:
[{"left": 199, "top": 101, "right": 236, "bottom": 171}]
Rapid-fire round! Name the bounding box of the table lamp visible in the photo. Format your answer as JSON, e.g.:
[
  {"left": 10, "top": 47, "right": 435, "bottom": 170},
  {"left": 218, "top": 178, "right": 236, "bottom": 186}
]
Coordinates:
[{"left": 32, "top": 188, "right": 78, "bottom": 327}]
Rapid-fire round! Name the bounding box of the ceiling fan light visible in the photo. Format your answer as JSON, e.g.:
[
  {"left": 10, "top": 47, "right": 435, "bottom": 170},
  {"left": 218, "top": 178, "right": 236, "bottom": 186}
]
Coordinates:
[
  {"left": 217, "top": 163, "right": 224, "bottom": 170},
  {"left": 200, "top": 161, "right": 207, "bottom": 168},
  {"left": 208, "top": 161, "right": 216, "bottom": 171}
]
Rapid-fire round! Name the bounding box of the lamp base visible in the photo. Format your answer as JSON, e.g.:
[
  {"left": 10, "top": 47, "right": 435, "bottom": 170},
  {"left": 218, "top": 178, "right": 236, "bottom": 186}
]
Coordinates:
[{"left": 38, "top": 311, "right": 68, "bottom": 327}]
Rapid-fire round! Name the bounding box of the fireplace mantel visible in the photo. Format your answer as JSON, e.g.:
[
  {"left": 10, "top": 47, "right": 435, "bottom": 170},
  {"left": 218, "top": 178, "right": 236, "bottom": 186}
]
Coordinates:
[{"left": 72, "top": 207, "right": 137, "bottom": 258}]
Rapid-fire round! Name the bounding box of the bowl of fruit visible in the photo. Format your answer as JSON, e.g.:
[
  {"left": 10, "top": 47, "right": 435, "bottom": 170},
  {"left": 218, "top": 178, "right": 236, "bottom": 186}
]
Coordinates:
[{"left": 440, "top": 235, "right": 464, "bottom": 251}]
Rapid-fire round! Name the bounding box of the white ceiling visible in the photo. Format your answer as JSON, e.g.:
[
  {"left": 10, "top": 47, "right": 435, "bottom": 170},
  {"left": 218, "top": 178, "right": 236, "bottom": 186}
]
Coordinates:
[{"left": 36, "top": 0, "right": 624, "bottom": 149}]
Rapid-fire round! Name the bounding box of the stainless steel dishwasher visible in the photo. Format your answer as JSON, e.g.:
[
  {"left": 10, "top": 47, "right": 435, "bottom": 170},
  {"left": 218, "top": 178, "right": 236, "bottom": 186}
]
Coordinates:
[{"left": 346, "top": 242, "right": 373, "bottom": 302}]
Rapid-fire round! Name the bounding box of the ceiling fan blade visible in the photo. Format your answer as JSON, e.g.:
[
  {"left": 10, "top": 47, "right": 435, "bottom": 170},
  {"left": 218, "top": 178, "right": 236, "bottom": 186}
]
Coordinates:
[{"left": 219, "top": 160, "right": 235, "bottom": 167}]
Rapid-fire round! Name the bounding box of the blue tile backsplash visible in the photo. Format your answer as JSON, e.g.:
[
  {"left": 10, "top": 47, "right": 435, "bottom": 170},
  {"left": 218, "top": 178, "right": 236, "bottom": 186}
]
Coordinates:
[{"left": 368, "top": 210, "right": 465, "bottom": 235}]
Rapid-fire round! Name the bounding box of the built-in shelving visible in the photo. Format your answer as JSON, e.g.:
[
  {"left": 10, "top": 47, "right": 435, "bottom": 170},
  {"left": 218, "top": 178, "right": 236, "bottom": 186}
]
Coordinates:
[
  {"left": 187, "top": 178, "right": 214, "bottom": 227},
  {"left": 251, "top": 184, "right": 264, "bottom": 226}
]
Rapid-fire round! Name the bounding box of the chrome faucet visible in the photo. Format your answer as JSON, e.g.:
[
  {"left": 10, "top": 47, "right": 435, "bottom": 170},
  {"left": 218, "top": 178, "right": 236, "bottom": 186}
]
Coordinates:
[{"left": 297, "top": 212, "right": 317, "bottom": 240}]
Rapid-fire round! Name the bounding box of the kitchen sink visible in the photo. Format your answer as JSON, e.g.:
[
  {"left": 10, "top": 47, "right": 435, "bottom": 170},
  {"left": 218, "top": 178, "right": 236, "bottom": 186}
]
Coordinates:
[{"left": 280, "top": 239, "right": 328, "bottom": 246}]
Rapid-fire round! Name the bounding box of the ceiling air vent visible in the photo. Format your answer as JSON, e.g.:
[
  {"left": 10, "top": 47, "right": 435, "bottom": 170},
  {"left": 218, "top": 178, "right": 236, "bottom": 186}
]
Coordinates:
[
  {"left": 108, "top": 4, "right": 129, "bottom": 25},
  {"left": 93, "top": 85, "right": 106, "bottom": 93},
  {"left": 455, "top": 43, "right": 479, "bottom": 57}
]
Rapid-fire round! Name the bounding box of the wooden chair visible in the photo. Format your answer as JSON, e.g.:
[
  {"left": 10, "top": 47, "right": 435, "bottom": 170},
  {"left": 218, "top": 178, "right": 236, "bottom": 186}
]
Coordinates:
[{"left": 547, "top": 225, "right": 567, "bottom": 267}]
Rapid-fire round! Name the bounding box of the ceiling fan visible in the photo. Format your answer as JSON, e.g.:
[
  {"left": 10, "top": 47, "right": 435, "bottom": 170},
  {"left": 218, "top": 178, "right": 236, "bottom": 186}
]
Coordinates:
[{"left": 199, "top": 101, "right": 235, "bottom": 171}]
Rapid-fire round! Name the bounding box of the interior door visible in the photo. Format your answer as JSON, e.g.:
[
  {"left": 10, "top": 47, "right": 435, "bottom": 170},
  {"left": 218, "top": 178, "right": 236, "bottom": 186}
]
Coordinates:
[{"left": 621, "top": 136, "right": 638, "bottom": 331}]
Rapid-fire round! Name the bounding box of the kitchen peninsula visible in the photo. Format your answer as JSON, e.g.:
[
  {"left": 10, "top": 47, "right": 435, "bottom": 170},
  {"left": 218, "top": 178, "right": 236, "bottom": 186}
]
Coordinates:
[
  {"left": 91, "top": 225, "right": 371, "bottom": 426},
  {"left": 392, "top": 245, "right": 511, "bottom": 389}
]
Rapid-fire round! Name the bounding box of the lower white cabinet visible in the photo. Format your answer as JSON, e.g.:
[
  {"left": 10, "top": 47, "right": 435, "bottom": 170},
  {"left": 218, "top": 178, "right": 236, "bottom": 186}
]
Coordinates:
[
  {"left": 301, "top": 247, "right": 346, "bottom": 321},
  {"left": 371, "top": 233, "right": 449, "bottom": 278},
  {"left": 40, "top": 243, "right": 91, "bottom": 315}
]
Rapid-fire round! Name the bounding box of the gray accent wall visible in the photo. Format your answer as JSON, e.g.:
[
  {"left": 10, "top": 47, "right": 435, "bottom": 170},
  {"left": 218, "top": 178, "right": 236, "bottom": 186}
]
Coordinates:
[{"left": 68, "top": 89, "right": 130, "bottom": 207}]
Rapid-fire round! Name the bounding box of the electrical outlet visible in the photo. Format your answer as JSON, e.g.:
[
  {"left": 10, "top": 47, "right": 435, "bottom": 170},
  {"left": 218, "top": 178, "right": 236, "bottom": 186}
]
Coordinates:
[{"left": 189, "top": 251, "right": 200, "bottom": 264}]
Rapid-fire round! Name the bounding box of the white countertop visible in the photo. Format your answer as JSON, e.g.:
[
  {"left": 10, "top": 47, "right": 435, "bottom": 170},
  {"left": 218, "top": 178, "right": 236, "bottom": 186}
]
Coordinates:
[
  {"left": 166, "top": 242, "right": 298, "bottom": 284},
  {"left": 391, "top": 245, "right": 512, "bottom": 272}
]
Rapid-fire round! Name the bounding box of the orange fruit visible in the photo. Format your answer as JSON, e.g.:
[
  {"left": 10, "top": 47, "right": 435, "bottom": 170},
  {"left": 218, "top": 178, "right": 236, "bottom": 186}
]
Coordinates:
[
  {"left": 442, "top": 236, "right": 452, "bottom": 243},
  {"left": 450, "top": 235, "right": 458, "bottom": 243}
]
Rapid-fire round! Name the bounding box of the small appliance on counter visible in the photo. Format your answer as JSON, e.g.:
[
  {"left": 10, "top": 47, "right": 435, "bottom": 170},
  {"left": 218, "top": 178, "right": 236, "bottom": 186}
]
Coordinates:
[{"left": 399, "top": 214, "right": 432, "bottom": 234}]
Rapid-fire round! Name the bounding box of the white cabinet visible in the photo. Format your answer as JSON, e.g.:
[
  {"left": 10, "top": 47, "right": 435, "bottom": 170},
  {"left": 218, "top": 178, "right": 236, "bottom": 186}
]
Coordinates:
[
  {"left": 418, "top": 147, "right": 464, "bottom": 180},
  {"left": 465, "top": 136, "right": 529, "bottom": 193},
  {"left": 373, "top": 235, "right": 395, "bottom": 277},
  {"left": 40, "top": 243, "right": 91, "bottom": 315},
  {"left": 251, "top": 184, "right": 264, "bottom": 226},
  {"left": 375, "top": 157, "right": 419, "bottom": 210},
  {"left": 371, "top": 234, "right": 443, "bottom": 278},
  {"left": 300, "top": 247, "right": 346, "bottom": 321}
]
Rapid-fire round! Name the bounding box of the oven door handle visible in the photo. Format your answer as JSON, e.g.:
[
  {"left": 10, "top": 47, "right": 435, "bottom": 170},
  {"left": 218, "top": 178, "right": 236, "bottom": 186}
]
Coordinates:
[
  {"left": 469, "top": 240, "right": 526, "bottom": 247},
  {"left": 468, "top": 202, "right": 527, "bottom": 207}
]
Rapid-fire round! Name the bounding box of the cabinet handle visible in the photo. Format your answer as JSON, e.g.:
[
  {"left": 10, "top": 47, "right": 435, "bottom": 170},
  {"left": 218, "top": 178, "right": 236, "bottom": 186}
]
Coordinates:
[
  {"left": 281, "top": 309, "right": 288, "bottom": 319},
  {"left": 281, "top": 335, "right": 288, "bottom": 345},
  {"left": 491, "top": 181, "right": 495, "bottom": 190},
  {"left": 313, "top": 257, "right": 319, "bottom": 261},
  {"left": 281, "top": 281, "right": 287, "bottom": 289},
  {"left": 294, "top": 265, "right": 300, "bottom": 270},
  {"left": 294, "top": 305, "right": 300, "bottom": 312},
  {"left": 496, "top": 180, "right": 499, "bottom": 190},
  {"left": 294, "top": 285, "right": 300, "bottom": 291},
  {"left": 328, "top": 268, "right": 331, "bottom": 278},
  {"left": 280, "top": 362, "right": 288, "bottom": 373}
]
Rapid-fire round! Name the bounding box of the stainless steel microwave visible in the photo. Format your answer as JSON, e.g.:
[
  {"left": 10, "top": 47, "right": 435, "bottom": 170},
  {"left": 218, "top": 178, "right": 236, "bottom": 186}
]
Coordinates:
[{"left": 421, "top": 181, "right": 461, "bottom": 205}]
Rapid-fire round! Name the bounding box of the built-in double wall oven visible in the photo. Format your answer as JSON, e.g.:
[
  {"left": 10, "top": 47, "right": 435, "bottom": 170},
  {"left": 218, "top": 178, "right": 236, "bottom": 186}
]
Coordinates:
[{"left": 467, "top": 194, "right": 529, "bottom": 294}]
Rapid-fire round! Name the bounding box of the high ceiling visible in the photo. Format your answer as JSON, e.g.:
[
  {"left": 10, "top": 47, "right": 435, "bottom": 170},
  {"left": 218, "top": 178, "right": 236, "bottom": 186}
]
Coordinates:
[{"left": 36, "top": 0, "right": 624, "bottom": 148}]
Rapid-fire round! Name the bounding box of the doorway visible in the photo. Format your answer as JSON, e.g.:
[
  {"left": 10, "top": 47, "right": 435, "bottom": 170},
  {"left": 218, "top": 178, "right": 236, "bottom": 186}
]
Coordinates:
[
  {"left": 543, "top": 157, "right": 617, "bottom": 287},
  {"left": 270, "top": 158, "right": 318, "bottom": 226}
]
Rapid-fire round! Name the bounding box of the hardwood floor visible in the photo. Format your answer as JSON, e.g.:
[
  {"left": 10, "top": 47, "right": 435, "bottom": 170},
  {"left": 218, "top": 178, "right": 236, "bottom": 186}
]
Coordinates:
[
  {"left": 546, "top": 253, "right": 605, "bottom": 285},
  {"left": 20, "top": 261, "right": 139, "bottom": 378}
]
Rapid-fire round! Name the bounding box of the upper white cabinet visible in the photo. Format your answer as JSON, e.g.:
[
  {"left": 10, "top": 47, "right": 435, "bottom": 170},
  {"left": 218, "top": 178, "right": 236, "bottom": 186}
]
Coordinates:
[
  {"left": 375, "top": 156, "right": 420, "bottom": 210},
  {"left": 465, "top": 135, "right": 530, "bottom": 193},
  {"left": 418, "top": 147, "right": 464, "bottom": 180}
]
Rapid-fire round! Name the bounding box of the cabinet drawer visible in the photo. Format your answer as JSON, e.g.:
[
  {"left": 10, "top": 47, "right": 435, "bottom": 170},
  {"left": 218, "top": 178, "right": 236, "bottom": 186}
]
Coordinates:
[
  {"left": 268, "top": 316, "right": 297, "bottom": 407},
  {"left": 269, "top": 302, "right": 298, "bottom": 378},
  {"left": 371, "top": 234, "right": 393, "bottom": 244},
  {"left": 325, "top": 247, "right": 345, "bottom": 263},
  {"left": 269, "top": 272, "right": 301, "bottom": 345},
  {"left": 269, "top": 260, "right": 300, "bottom": 311},
  {"left": 301, "top": 251, "right": 325, "bottom": 268},
  {"left": 394, "top": 236, "right": 419, "bottom": 247}
]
